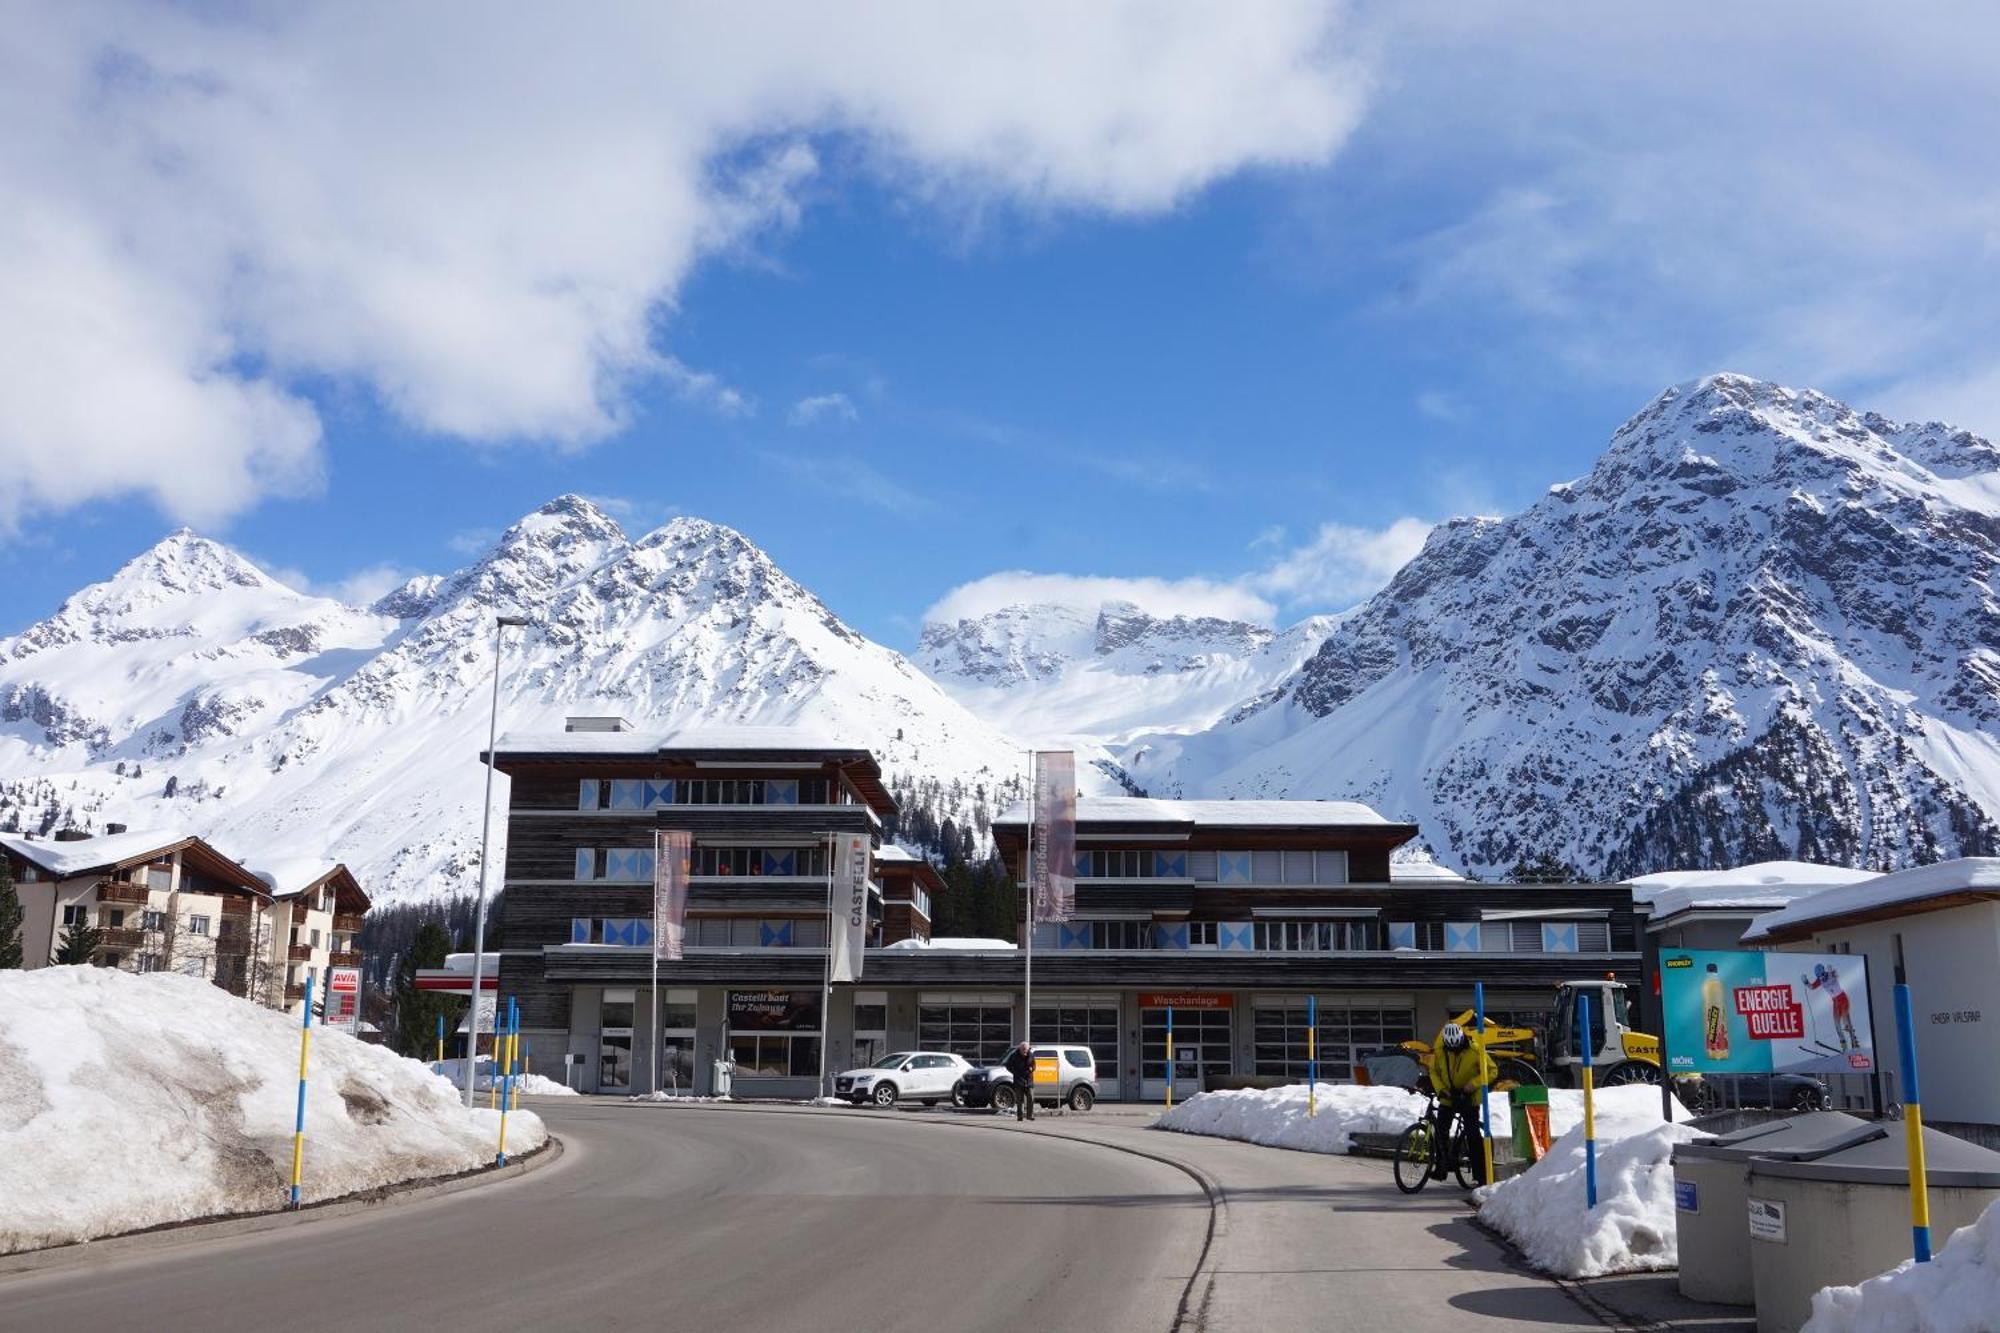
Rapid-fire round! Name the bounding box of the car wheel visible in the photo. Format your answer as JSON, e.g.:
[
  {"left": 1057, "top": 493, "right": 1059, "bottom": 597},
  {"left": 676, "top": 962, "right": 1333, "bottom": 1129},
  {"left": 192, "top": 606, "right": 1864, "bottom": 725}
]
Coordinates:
[
  {"left": 1067, "top": 1085, "right": 1095, "bottom": 1112},
  {"left": 991, "top": 1084, "right": 1016, "bottom": 1114},
  {"left": 1600, "top": 1060, "right": 1661, "bottom": 1087},
  {"left": 1789, "top": 1086, "right": 1824, "bottom": 1112},
  {"left": 871, "top": 1082, "right": 899, "bottom": 1107},
  {"left": 950, "top": 1081, "right": 969, "bottom": 1109}
]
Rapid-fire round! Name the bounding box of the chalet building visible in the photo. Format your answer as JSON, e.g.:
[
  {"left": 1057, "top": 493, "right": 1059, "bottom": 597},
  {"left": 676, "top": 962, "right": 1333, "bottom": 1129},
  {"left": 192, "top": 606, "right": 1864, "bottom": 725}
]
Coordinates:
[
  {"left": 1, "top": 827, "right": 275, "bottom": 996},
  {"left": 490, "top": 722, "right": 1643, "bottom": 1099},
  {"left": 1, "top": 828, "right": 371, "bottom": 1013}
]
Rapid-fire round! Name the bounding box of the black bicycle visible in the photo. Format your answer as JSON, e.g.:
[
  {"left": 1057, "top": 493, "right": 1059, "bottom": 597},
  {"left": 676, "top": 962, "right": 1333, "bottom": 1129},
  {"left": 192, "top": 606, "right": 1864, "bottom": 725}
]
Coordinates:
[{"left": 1392, "top": 1089, "right": 1482, "bottom": 1193}]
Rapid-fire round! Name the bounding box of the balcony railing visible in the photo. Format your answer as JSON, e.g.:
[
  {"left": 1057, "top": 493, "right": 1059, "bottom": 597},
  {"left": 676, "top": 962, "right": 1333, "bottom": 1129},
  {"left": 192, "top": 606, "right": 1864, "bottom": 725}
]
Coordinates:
[
  {"left": 286, "top": 943, "right": 313, "bottom": 963},
  {"left": 332, "top": 913, "right": 364, "bottom": 934},
  {"left": 95, "top": 880, "right": 150, "bottom": 906},
  {"left": 284, "top": 983, "right": 307, "bottom": 1003},
  {"left": 220, "top": 897, "right": 254, "bottom": 918},
  {"left": 96, "top": 927, "right": 145, "bottom": 949},
  {"left": 329, "top": 950, "right": 361, "bottom": 967}
]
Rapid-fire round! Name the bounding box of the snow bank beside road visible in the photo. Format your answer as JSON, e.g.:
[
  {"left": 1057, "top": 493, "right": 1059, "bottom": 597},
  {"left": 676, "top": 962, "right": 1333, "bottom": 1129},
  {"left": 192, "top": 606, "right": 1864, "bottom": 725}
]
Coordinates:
[
  {"left": 1474, "top": 1085, "right": 1701, "bottom": 1279},
  {"left": 0, "top": 968, "right": 545, "bottom": 1254},
  {"left": 1803, "top": 1197, "right": 2000, "bottom": 1333},
  {"left": 432, "top": 1056, "right": 579, "bottom": 1097}
]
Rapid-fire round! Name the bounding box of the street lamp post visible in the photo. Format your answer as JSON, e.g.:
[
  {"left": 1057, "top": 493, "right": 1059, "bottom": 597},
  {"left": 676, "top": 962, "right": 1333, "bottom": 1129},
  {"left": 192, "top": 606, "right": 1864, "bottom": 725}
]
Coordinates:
[{"left": 462, "top": 613, "right": 531, "bottom": 1108}]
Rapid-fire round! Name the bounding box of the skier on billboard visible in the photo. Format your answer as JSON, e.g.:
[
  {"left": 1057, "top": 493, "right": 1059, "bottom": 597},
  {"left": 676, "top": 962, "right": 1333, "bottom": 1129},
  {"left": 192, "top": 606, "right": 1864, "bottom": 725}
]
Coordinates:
[{"left": 1802, "top": 962, "right": 1861, "bottom": 1052}]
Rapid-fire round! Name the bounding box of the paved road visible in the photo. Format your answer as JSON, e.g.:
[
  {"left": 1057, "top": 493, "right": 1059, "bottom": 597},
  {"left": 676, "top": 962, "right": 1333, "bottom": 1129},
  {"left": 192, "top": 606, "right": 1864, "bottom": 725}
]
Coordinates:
[{"left": 0, "top": 1101, "right": 1208, "bottom": 1333}]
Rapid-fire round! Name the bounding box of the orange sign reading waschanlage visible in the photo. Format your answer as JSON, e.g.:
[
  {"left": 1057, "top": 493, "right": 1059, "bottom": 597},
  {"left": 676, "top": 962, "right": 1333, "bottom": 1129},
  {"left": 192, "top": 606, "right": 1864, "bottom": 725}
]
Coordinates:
[{"left": 1140, "top": 992, "right": 1232, "bottom": 1010}]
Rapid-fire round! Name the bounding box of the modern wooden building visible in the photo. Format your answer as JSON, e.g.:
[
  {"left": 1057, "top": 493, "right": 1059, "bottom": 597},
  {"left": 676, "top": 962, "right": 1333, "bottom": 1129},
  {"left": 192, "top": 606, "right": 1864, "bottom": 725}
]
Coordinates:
[{"left": 491, "top": 722, "right": 1643, "bottom": 1099}]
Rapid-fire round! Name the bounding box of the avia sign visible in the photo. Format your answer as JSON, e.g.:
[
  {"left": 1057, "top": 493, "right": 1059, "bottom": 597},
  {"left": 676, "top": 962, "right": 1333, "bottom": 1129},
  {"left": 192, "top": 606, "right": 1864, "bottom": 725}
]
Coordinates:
[{"left": 1662, "top": 949, "right": 1873, "bottom": 1076}]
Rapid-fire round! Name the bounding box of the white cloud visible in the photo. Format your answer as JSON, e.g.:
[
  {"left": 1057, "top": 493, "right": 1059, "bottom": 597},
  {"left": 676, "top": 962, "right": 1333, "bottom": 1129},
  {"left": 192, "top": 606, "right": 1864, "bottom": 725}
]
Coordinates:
[
  {"left": 446, "top": 527, "right": 499, "bottom": 556},
  {"left": 926, "top": 572, "right": 1276, "bottom": 628},
  {"left": 256, "top": 557, "right": 416, "bottom": 607},
  {"left": 789, "top": 392, "right": 860, "bottom": 427},
  {"left": 1250, "top": 516, "right": 1433, "bottom": 606},
  {"left": 1414, "top": 390, "right": 1466, "bottom": 423},
  {"left": 0, "top": 3, "right": 1365, "bottom": 529}
]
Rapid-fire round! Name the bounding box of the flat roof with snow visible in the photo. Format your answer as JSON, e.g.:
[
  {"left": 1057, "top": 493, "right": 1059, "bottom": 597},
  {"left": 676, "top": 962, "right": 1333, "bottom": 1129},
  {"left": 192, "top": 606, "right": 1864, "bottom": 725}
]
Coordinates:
[
  {"left": 992, "top": 796, "right": 1402, "bottom": 830},
  {"left": 1743, "top": 857, "right": 2000, "bottom": 944},
  {"left": 1627, "top": 860, "right": 1878, "bottom": 929},
  {"left": 491, "top": 724, "right": 864, "bottom": 757}
]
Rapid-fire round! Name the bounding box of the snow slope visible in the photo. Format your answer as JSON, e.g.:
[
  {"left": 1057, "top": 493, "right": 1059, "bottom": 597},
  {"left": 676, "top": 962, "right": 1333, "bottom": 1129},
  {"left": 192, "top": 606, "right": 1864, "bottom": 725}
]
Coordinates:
[
  {"left": 1124, "top": 375, "right": 2000, "bottom": 879},
  {"left": 0, "top": 967, "right": 543, "bottom": 1252},
  {"left": 0, "top": 496, "right": 1031, "bottom": 906},
  {"left": 919, "top": 596, "right": 1339, "bottom": 750}
]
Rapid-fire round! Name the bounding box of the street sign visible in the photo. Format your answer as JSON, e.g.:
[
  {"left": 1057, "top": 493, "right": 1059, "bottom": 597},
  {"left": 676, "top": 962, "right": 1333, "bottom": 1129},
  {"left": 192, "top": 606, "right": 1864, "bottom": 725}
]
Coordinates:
[
  {"left": 325, "top": 965, "right": 361, "bottom": 1033},
  {"left": 1662, "top": 948, "right": 1874, "bottom": 1077}
]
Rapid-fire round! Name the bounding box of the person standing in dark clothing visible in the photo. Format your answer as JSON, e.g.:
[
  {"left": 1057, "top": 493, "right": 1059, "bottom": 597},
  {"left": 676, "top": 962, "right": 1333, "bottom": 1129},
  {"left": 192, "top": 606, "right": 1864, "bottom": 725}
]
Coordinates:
[{"left": 1003, "top": 1042, "right": 1036, "bottom": 1121}]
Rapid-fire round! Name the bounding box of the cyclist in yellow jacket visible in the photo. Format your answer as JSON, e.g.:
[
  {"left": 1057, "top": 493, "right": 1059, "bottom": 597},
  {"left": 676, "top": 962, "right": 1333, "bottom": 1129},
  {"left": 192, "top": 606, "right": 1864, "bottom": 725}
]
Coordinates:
[{"left": 1426, "top": 1023, "right": 1498, "bottom": 1182}]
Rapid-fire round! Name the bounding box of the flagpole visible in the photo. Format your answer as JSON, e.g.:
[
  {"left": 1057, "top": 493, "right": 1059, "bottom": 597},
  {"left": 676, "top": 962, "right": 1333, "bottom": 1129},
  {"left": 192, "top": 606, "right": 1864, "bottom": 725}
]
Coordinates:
[
  {"left": 819, "top": 831, "right": 834, "bottom": 1099},
  {"left": 1024, "top": 751, "right": 1035, "bottom": 1046}
]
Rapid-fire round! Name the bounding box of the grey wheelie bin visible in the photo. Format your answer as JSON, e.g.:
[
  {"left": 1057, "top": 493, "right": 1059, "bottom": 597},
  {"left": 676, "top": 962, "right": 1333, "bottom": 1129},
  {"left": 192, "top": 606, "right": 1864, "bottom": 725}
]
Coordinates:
[
  {"left": 1671, "top": 1112, "right": 1881, "bottom": 1305},
  {"left": 1746, "top": 1125, "right": 2000, "bottom": 1333}
]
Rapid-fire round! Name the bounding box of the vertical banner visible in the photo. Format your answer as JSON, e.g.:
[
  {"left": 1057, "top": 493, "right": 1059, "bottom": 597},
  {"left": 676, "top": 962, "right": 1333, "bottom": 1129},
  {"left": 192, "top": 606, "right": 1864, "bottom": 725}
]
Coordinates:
[
  {"left": 1031, "top": 750, "right": 1076, "bottom": 924},
  {"left": 829, "top": 832, "right": 870, "bottom": 982},
  {"left": 654, "top": 830, "right": 692, "bottom": 961}
]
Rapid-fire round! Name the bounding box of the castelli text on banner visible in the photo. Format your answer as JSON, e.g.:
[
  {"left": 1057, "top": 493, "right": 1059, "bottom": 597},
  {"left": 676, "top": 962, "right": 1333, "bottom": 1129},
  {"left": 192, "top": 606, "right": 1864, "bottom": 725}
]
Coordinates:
[
  {"left": 830, "top": 832, "right": 870, "bottom": 982},
  {"left": 654, "top": 830, "right": 691, "bottom": 961},
  {"left": 1032, "top": 751, "right": 1077, "bottom": 923}
]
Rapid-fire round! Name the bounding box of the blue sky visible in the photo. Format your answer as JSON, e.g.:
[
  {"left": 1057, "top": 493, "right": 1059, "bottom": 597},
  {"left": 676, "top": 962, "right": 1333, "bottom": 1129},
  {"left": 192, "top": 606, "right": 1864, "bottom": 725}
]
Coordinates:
[{"left": 4, "top": 4, "right": 1997, "bottom": 648}]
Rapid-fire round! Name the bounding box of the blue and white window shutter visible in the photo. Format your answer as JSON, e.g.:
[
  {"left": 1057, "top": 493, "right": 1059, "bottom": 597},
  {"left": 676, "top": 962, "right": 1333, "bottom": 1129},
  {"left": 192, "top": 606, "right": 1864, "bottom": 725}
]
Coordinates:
[
  {"left": 1153, "top": 922, "right": 1191, "bottom": 951},
  {"left": 1219, "top": 922, "right": 1255, "bottom": 952},
  {"left": 600, "top": 848, "right": 656, "bottom": 882},
  {"left": 1153, "top": 851, "right": 1189, "bottom": 878},
  {"left": 766, "top": 780, "right": 799, "bottom": 805},
  {"left": 1445, "top": 922, "right": 1482, "bottom": 953},
  {"left": 760, "top": 849, "right": 796, "bottom": 876},
  {"left": 578, "top": 779, "right": 602, "bottom": 810},
  {"left": 758, "top": 921, "right": 795, "bottom": 948},
  {"left": 1388, "top": 921, "right": 1417, "bottom": 950},
  {"left": 1073, "top": 850, "right": 1093, "bottom": 877},
  {"left": 1542, "top": 922, "right": 1579, "bottom": 953},
  {"left": 608, "top": 779, "right": 646, "bottom": 811},
  {"left": 575, "top": 848, "right": 597, "bottom": 881},
  {"left": 570, "top": 917, "right": 592, "bottom": 944},
  {"left": 1216, "top": 852, "right": 1252, "bottom": 885},
  {"left": 1058, "top": 922, "right": 1092, "bottom": 950}
]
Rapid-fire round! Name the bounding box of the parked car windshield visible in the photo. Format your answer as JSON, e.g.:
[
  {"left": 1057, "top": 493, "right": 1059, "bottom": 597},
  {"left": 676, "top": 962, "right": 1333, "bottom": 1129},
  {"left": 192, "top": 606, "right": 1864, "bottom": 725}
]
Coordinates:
[{"left": 871, "top": 1053, "right": 913, "bottom": 1069}]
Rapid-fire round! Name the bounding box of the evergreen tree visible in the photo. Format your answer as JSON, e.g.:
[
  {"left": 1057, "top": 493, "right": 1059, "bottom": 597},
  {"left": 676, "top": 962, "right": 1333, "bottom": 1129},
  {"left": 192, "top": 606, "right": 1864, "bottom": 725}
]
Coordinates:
[
  {"left": 1506, "top": 850, "right": 1580, "bottom": 883},
  {"left": 0, "top": 854, "right": 23, "bottom": 968},
  {"left": 393, "top": 920, "right": 464, "bottom": 1059},
  {"left": 52, "top": 921, "right": 104, "bottom": 965}
]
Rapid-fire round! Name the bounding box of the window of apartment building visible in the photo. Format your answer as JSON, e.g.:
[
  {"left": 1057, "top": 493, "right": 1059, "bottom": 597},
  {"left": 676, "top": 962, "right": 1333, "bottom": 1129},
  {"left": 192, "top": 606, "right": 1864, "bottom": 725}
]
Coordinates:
[
  {"left": 690, "top": 845, "right": 828, "bottom": 877},
  {"left": 1187, "top": 921, "right": 1219, "bottom": 949},
  {"left": 581, "top": 776, "right": 834, "bottom": 811},
  {"left": 1140, "top": 1005, "right": 1231, "bottom": 1084},
  {"left": 1079, "top": 920, "right": 1150, "bottom": 950},
  {"left": 142, "top": 910, "right": 167, "bottom": 931},
  {"left": 600, "top": 988, "right": 636, "bottom": 1091},
  {"left": 1209, "top": 850, "right": 1347, "bottom": 886},
  {"left": 1030, "top": 994, "right": 1119, "bottom": 1076},
  {"left": 683, "top": 917, "right": 827, "bottom": 949},
  {"left": 727, "top": 990, "right": 822, "bottom": 1079},
  {"left": 147, "top": 863, "right": 174, "bottom": 892},
  {"left": 1480, "top": 919, "right": 1611, "bottom": 953},
  {"left": 310, "top": 929, "right": 321, "bottom": 949},
  {"left": 62, "top": 904, "right": 90, "bottom": 927},
  {"left": 136, "top": 954, "right": 162, "bottom": 973},
  {"left": 187, "top": 915, "right": 210, "bottom": 936},
  {"left": 918, "top": 993, "right": 1014, "bottom": 1067},
  {"left": 1253, "top": 919, "right": 1375, "bottom": 952},
  {"left": 1252, "top": 999, "right": 1416, "bottom": 1081}
]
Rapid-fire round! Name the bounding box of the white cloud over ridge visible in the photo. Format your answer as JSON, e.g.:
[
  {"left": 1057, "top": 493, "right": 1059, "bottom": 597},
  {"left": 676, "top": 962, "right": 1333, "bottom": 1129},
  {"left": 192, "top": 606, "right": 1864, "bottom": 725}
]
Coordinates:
[
  {"left": 926, "top": 572, "right": 1277, "bottom": 629},
  {"left": 0, "top": 2, "right": 1364, "bottom": 529}
]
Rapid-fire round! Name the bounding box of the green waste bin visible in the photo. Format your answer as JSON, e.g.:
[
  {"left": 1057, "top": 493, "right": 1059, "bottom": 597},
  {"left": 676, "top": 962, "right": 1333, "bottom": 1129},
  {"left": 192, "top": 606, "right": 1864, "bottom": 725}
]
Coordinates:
[{"left": 1509, "top": 1083, "right": 1550, "bottom": 1165}]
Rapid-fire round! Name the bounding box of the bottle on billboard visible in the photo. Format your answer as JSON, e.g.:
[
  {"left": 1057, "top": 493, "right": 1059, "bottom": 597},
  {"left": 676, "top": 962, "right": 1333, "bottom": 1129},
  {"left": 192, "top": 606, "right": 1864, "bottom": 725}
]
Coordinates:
[{"left": 1702, "top": 963, "right": 1729, "bottom": 1060}]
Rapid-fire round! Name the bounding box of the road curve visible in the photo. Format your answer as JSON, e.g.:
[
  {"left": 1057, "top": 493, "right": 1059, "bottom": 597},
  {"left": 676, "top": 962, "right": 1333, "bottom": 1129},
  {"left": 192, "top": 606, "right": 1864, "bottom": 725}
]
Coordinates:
[{"left": 1, "top": 1102, "right": 1210, "bottom": 1332}]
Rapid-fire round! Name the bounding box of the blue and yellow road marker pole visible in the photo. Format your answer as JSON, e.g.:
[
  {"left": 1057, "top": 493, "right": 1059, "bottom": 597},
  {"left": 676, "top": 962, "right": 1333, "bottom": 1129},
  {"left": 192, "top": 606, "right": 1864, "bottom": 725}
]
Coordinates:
[
  {"left": 497, "top": 998, "right": 521, "bottom": 1165},
  {"left": 1894, "top": 983, "right": 1933, "bottom": 1263},
  {"left": 434, "top": 1011, "right": 444, "bottom": 1076},
  {"left": 1475, "top": 981, "right": 1494, "bottom": 1187},
  {"left": 488, "top": 996, "right": 503, "bottom": 1110},
  {"left": 290, "top": 975, "right": 314, "bottom": 1208},
  {"left": 1580, "top": 992, "right": 1598, "bottom": 1209},
  {"left": 1165, "top": 1006, "right": 1175, "bottom": 1109},
  {"left": 1307, "top": 994, "right": 1318, "bottom": 1118},
  {"left": 506, "top": 997, "right": 521, "bottom": 1111}
]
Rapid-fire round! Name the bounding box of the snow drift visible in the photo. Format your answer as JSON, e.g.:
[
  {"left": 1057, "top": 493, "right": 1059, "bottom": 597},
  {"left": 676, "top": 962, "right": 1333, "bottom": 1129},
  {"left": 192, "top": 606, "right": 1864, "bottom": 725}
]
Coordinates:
[
  {"left": 1473, "top": 1085, "right": 1701, "bottom": 1279},
  {"left": 1803, "top": 1197, "right": 2000, "bottom": 1333},
  {"left": 0, "top": 967, "right": 546, "bottom": 1253}
]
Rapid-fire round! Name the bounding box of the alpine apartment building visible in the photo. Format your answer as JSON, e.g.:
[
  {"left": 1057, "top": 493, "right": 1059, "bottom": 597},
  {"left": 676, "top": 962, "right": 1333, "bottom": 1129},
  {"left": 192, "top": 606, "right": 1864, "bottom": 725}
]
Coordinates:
[{"left": 491, "top": 720, "right": 1642, "bottom": 1098}]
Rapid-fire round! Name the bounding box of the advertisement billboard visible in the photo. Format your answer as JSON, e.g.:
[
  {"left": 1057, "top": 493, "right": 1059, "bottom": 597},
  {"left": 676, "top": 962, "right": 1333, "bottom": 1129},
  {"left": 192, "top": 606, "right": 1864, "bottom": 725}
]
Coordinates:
[
  {"left": 1662, "top": 948, "right": 1873, "bottom": 1076},
  {"left": 727, "top": 990, "right": 823, "bottom": 1032}
]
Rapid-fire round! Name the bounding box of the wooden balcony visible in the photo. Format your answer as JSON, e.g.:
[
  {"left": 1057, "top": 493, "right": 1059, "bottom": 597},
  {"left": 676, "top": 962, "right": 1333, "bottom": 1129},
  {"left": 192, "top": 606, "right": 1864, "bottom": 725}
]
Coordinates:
[
  {"left": 96, "top": 927, "right": 145, "bottom": 949},
  {"left": 329, "top": 950, "right": 361, "bottom": 967},
  {"left": 286, "top": 943, "right": 313, "bottom": 963},
  {"left": 95, "top": 880, "right": 150, "bottom": 906},
  {"left": 220, "top": 897, "right": 254, "bottom": 918},
  {"left": 332, "top": 913, "right": 365, "bottom": 934},
  {"left": 284, "top": 983, "right": 307, "bottom": 1004}
]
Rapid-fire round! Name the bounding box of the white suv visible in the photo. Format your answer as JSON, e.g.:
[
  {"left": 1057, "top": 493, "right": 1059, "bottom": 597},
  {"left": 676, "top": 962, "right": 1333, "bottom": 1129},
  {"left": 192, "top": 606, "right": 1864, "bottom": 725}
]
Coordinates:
[{"left": 833, "top": 1051, "right": 972, "bottom": 1107}]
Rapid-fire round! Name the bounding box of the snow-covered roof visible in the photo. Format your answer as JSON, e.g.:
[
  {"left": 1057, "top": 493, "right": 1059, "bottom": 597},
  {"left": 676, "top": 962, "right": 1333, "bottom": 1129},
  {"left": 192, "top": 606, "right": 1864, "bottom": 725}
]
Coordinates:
[
  {"left": 0, "top": 828, "right": 192, "bottom": 878},
  {"left": 1627, "top": 860, "right": 1878, "bottom": 925},
  {"left": 881, "top": 937, "right": 1018, "bottom": 951},
  {"left": 1743, "top": 857, "right": 2000, "bottom": 943},
  {"left": 493, "top": 724, "right": 860, "bottom": 756},
  {"left": 874, "top": 844, "right": 921, "bottom": 863},
  {"left": 993, "top": 796, "right": 1398, "bottom": 829},
  {"left": 251, "top": 857, "right": 343, "bottom": 898},
  {"left": 1390, "top": 855, "right": 1467, "bottom": 883}
]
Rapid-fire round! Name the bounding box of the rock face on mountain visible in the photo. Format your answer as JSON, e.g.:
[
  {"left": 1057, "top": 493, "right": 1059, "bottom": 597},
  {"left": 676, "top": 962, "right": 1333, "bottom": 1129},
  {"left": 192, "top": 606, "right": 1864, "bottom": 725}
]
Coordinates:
[
  {"left": 1122, "top": 374, "right": 2000, "bottom": 878},
  {"left": 919, "top": 598, "right": 1338, "bottom": 747},
  {"left": 0, "top": 498, "right": 1026, "bottom": 905}
]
